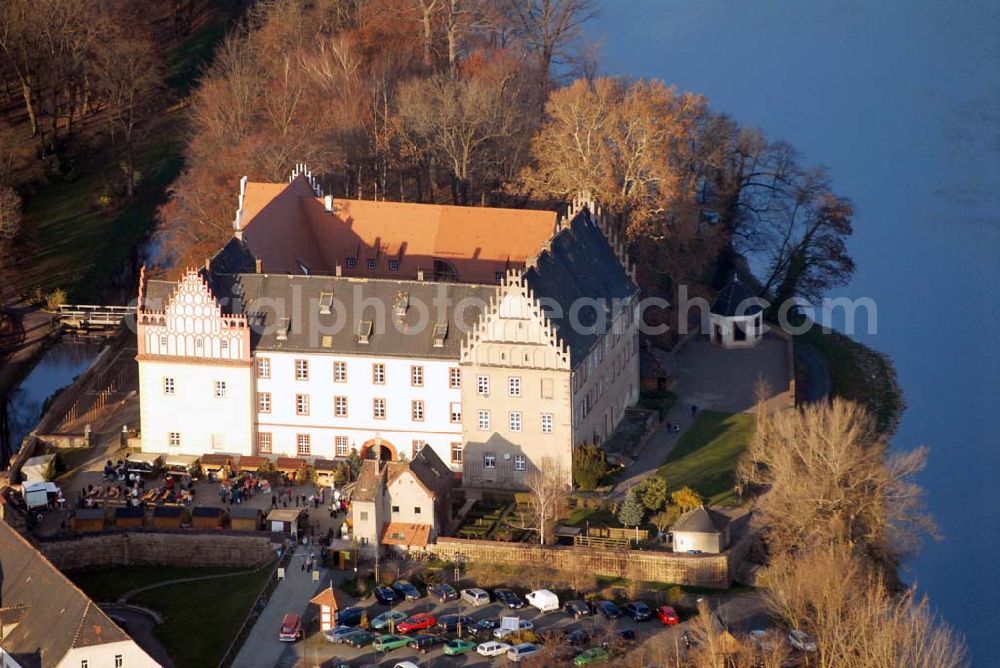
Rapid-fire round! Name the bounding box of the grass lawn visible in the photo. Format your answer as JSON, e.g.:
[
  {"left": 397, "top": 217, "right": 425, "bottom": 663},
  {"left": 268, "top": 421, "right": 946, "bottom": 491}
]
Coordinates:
[
  {"left": 15, "top": 6, "right": 232, "bottom": 303},
  {"left": 72, "top": 563, "right": 274, "bottom": 668},
  {"left": 657, "top": 411, "right": 755, "bottom": 506},
  {"left": 565, "top": 507, "right": 618, "bottom": 528}
]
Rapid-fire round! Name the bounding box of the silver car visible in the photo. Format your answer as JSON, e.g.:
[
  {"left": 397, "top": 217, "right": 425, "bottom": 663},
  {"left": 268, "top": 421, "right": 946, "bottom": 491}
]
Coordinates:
[{"left": 460, "top": 587, "right": 490, "bottom": 606}]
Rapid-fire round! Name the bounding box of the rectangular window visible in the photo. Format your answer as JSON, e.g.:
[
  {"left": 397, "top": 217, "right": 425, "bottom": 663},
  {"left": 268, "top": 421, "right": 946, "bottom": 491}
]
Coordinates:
[
  {"left": 211, "top": 433, "right": 225, "bottom": 451},
  {"left": 334, "top": 396, "right": 348, "bottom": 418},
  {"left": 296, "top": 434, "right": 311, "bottom": 456},
  {"left": 295, "top": 359, "right": 309, "bottom": 380},
  {"left": 541, "top": 413, "right": 553, "bottom": 433},
  {"left": 391, "top": 505, "right": 400, "bottom": 513},
  {"left": 410, "top": 365, "right": 424, "bottom": 386},
  {"left": 389, "top": 259, "right": 399, "bottom": 271},
  {"left": 160, "top": 334, "right": 167, "bottom": 348},
  {"left": 346, "top": 257, "right": 357, "bottom": 269},
  {"left": 495, "top": 271, "right": 504, "bottom": 282},
  {"left": 221, "top": 339, "right": 229, "bottom": 351},
  {"left": 484, "top": 453, "right": 496, "bottom": 469},
  {"left": 333, "top": 361, "right": 347, "bottom": 382},
  {"left": 360, "top": 511, "right": 368, "bottom": 521},
  {"left": 168, "top": 432, "right": 180, "bottom": 448},
  {"left": 258, "top": 432, "right": 272, "bottom": 454},
  {"left": 411, "top": 400, "right": 425, "bottom": 421},
  {"left": 514, "top": 454, "right": 526, "bottom": 471},
  {"left": 412, "top": 440, "right": 426, "bottom": 457},
  {"left": 373, "top": 398, "right": 386, "bottom": 420},
  {"left": 296, "top": 394, "right": 310, "bottom": 416},
  {"left": 477, "top": 374, "right": 490, "bottom": 396},
  {"left": 214, "top": 381, "right": 227, "bottom": 398},
  {"left": 541, "top": 377, "right": 553, "bottom": 399},
  {"left": 449, "top": 367, "right": 461, "bottom": 388},
  {"left": 335, "top": 436, "right": 349, "bottom": 456},
  {"left": 477, "top": 410, "right": 490, "bottom": 431},
  {"left": 449, "top": 402, "right": 462, "bottom": 423},
  {"left": 451, "top": 442, "right": 463, "bottom": 464},
  {"left": 163, "top": 377, "right": 175, "bottom": 395},
  {"left": 508, "top": 376, "right": 522, "bottom": 397},
  {"left": 414, "top": 506, "right": 421, "bottom": 514},
  {"left": 115, "top": 656, "right": 123, "bottom": 668},
  {"left": 81, "top": 662, "right": 88, "bottom": 668},
  {"left": 509, "top": 411, "right": 522, "bottom": 432},
  {"left": 257, "top": 357, "right": 271, "bottom": 378},
  {"left": 367, "top": 258, "right": 377, "bottom": 270},
  {"left": 372, "top": 363, "right": 385, "bottom": 384},
  {"left": 258, "top": 392, "right": 271, "bottom": 413}
]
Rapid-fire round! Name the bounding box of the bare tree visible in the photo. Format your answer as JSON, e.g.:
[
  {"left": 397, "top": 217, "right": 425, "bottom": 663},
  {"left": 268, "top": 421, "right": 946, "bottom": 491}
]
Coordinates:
[
  {"left": 739, "top": 398, "right": 936, "bottom": 573},
  {"left": 519, "top": 457, "right": 569, "bottom": 545}
]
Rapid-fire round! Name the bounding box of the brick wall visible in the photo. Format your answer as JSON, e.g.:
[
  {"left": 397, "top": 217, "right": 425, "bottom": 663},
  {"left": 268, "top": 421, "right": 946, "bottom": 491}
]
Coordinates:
[
  {"left": 38, "top": 531, "right": 275, "bottom": 571},
  {"left": 427, "top": 537, "right": 735, "bottom": 589}
]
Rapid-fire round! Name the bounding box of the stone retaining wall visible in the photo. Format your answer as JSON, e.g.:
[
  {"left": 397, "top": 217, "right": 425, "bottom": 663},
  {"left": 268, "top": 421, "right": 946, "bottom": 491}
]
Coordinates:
[
  {"left": 38, "top": 530, "right": 275, "bottom": 571},
  {"left": 427, "top": 536, "right": 735, "bottom": 589}
]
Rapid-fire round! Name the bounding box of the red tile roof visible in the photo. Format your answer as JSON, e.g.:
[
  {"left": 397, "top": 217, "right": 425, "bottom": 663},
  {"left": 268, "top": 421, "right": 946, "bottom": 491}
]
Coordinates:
[{"left": 380, "top": 522, "right": 432, "bottom": 548}]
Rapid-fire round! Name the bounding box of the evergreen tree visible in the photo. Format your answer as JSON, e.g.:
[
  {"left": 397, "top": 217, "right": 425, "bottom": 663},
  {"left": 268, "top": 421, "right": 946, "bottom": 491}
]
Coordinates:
[
  {"left": 572, "top": 443, "right": 608, "bottom": 490},
  {"left": 617, "top": 488, "right": 646, "bottom": 540},
  {"left": 639, "top": 475, "right": 668, "bottom": 511}
]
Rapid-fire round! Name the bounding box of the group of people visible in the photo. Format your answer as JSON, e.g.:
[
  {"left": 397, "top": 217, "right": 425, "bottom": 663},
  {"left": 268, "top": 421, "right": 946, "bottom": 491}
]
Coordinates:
[{"left": 217, "top": 472, "right": 270, "bottom": 506}]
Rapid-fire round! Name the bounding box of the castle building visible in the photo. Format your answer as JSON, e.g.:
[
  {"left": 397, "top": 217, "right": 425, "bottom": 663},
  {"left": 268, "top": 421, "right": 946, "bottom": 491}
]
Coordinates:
[{"left": 136, "top": 168, "right": 639, "bottom": 488}]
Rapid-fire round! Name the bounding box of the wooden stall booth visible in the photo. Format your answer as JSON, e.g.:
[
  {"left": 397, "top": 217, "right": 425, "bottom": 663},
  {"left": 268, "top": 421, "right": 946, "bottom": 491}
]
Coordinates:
[
  {"left": 152, "top": 505, "right": 187, "bottom": 529},
  {"left": 313, "top": 459, "right": 343, "bottom": 487},
  {"left": 190, "top": 506, "right": 226, "bottom": 529},
  {"left": 229, "top": 506, "right": 263, "bottom": 531},
  {"left": 266, "top": 508, "right": 303, "bottom": 537},
  {"left": 200, "top": 454, "right": 236, "bottom": 480},
  {"left": 164, "top": 454, "right": 201, "bottom": 480},
  {"left": 71, "top": 508, "right": 105, "bottom": 533},
  {"left": 113, "top": 506, "right": 144, "bottom": 529}
]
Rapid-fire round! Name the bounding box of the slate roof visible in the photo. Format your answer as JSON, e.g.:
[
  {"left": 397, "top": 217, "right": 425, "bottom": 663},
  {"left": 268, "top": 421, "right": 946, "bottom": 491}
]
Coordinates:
[
  {"left": 671, "top": 506, "right": 732, "bottom": 534},
  {"left": 143, "top": 274, "right": 496, "bottom": 360},
  {"left": 523, "top": 209, "right": 639, "bottom": 368},
  {"left": 710, "top": 275, "right": 763, "bottom": 317},
  {"left": 352, "top": 460, "right": 384, "bottom": 503},
  {"left": 0, "top": 520, "right": 137, "bottom": 668},
  {"left": 403, "top": 446, "right": 452, "bottom": 498},
  {"left": 209, "top": 237, "right": 256, "bottom": 274}
]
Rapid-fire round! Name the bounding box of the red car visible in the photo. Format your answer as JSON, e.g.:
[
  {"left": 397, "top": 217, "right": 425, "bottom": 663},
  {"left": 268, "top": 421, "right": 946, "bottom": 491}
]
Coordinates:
[
  {"left": 397, "top": 613, "right": 437, "bottom": 634},
  {"left": 657, "top": 605, "right": 679, "bottom": 625}
]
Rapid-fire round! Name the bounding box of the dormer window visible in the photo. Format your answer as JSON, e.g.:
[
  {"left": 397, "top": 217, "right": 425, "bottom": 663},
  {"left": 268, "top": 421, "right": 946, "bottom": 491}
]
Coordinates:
[
  {"left": 318, "top": 291, "right": 334, "bottom": 315},
  {"left": 357, "top": 320, "right": 373, "bottom": 344},
  {"left": 346, "top": 257, "right": 357, "bottom": 269},
  {"left": 367, "top": 258, "right": 377, "bottom": 270},
  {"left": 389, "top": 259, "right": 399, "bottom": 271},
  {"left": 394, "top": 291, "right": 409, "bottom": 319},
  {"left": 495, "top": 271, "right": 504, "bottom": 282},
  {"left": 276, "top": 317, "right": 290, "bottom": 341},
  {"left": 433, "top": 322, "right": 448, "bottom": 348}
]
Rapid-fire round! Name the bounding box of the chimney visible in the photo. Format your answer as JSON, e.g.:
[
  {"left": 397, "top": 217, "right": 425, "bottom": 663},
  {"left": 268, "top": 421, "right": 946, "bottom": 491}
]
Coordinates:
[
  {"left": 204, "top": 257, "right": 210, "bottom": 272},
  {"left": 324, "top": 195, "right": 333, "bottom": 212},
  {"left": 335, "top": 264, "right": 342, "bottom": 277},
  {"left": 255, "top": 258, "right": 262, "bottom": 274},
  {"left": 417, "top": 269, "right": 424, "bottom": 281}
]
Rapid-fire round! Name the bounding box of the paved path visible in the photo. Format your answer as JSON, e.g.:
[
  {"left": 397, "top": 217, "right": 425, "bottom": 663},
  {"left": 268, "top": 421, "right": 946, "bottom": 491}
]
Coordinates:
[
  {"left": 232, "top": 546, "right": 325, "bottom": 668},
  {"left": 611, "top": 401, "right": 696, "bottom": 497}
]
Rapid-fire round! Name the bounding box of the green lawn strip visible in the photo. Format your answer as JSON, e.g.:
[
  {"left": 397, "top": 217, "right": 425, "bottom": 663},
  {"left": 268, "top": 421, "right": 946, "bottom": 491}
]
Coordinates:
[
  {"left": 15, "top": 5, "right": 232, "bottom": 302},
  {"left": 656, "top": 411, "right": 755, "bottom": 507},
  {"left": 71, "top": 565, "right": 250, "bottom": 602},
  {"left": 131, "top": 563, "right": 274, "bottom": 668},
  {"left": 799, "top": 327, "right": 903, "bottom": 434},
  {"left": 565, "top": 507, "right": 617, "bottom": 528}
]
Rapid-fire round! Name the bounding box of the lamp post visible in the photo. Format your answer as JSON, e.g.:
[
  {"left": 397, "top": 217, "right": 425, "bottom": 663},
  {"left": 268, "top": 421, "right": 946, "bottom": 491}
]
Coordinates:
[{"left": 453, "top": 552, "right": 467, "bottom": 638}]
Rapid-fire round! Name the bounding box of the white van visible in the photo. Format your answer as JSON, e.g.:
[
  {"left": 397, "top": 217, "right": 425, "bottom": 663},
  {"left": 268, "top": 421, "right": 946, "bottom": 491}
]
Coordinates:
[{"left": 525, "top": 589, "right": 559, "bottom": 613}]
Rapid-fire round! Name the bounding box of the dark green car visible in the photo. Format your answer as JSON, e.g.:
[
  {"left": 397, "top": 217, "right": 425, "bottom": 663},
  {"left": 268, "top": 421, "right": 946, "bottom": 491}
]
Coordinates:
[
  {"left": 574, "top": 647, "right": 609, "bottom": 665},
  {"left": 444, "top": 638, "right": 477, "bottom": 656}
]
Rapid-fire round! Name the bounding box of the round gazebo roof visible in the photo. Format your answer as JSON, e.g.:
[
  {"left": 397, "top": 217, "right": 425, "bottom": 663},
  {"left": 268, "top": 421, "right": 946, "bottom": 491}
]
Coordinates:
[{"left": 710, "top": 275, "right": 763, "bottom": 317}]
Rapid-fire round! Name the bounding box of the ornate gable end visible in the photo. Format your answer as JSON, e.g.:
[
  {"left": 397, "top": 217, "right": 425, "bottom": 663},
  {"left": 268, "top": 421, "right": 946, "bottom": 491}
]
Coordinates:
[
  {"left": 461, "top": 269, "right": 570, "bottom": 370},
  {"left": 137, "top": 269, "right": 250, "bottom": 361}
]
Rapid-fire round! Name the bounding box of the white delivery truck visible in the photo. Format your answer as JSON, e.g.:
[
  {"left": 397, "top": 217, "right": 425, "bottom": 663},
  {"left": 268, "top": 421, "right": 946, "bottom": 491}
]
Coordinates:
[
  {"left": 22, "top": 481, "right": 62, "bottom": 519},
  {"left": 525, "top": 589, "right": 559, "bottom": 613}
]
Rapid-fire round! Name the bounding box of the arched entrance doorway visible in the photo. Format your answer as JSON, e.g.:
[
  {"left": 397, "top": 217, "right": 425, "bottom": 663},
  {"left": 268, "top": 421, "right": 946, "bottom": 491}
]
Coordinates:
[{"left": 360, "top": 438, "right": 398, "bottom": 462}]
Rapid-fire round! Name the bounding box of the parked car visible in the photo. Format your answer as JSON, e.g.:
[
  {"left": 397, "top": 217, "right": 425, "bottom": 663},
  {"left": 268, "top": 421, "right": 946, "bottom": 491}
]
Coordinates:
[
  {"left": 343, "top": 630, "right": 376, "bottom": 648},
  {"left": 526, "top": 589, "right": 560, "bottom": 612},
  {"left": 428, "top": 583, "right": 458, "bottom": 602},
  {"left": 392, "top": 580, "right": 422, "bottom": 600},
  {"left": 374, "top": 586, "right": 399, "bottom": 605},
  {"left": 789, "top": 629, "right": 817, "bottom": 653},
  {"left": 566, "top": 629, "right": 593, "bottom": 646},
  {"left": 507, "top": 642, "right": 542, "bottom": 662},
  {"left": 564, "top": 600, "right": 592, "bottom": 618},
  {"left": 278, "top": 613, "right": 303, "bottom": 642},
  {"left": 443, "top": 638, "right": 477, "bottom": 656},
  {"left": 574, "top": 647, "right": 609, "bottom": 666},
  {"left": 596, "top": 600, "right": 622, "bottom": 619},
  {"left": 407, "top": 633, "right": 446, "bottom": 654},
  {"left": 371, "top": 610, "right": 407, "bottom": 630},
  {"left": 373, "top": 634, "right": 410, "bottom": 652},
  {"left": 657, "top": 605, "right": 679, "bottom": 625},
  {"left": 393, "top": 663, "right": 421, "bottom": 668},
  {"left": 324, "top": 626, "right": 361, "bottom": 643},
  {"left": 477, "top": 640, "right": 513, "bottom": 657},
  {"left": 601, "top": 628, "right": 636, "bottom": 649},
  {"left": 460, "top": 587, "right": 491, "bottom": 606},
  {"left": 436, "top": 614, "right": 476, "bottom": 633},
  {"left": 468, "top": 617, "right": 498, "bottom": 639},
  {"left": 336, "top": 606, "right": 364, "bottom": 626},
  {"left": 493, "top": 588, "right": 524, "bottom": 609},
  {"left": 623, "top": 601, "right": 652, "bottom": 621},
  {"left": 493, "top": 619, "right": 534, "bottom": 639},
  {"left": 397, "top": 613, "right": 436, "bottom": 634}
]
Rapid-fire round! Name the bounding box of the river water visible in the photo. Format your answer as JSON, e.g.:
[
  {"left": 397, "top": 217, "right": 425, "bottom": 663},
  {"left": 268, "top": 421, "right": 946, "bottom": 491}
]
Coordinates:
[
  {"left": 597, "top": 0, "right": 1000, "bottom": 661},
  {"left": 5, "top": 341, "right": 102, "bottom": 452}
]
